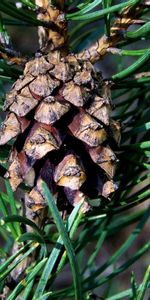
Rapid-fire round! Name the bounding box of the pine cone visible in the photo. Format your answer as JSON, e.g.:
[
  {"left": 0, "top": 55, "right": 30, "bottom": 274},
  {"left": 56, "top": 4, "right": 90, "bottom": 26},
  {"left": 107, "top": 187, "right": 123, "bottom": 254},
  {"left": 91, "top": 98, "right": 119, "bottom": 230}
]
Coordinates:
[{"left": 0, "top": 3, "right": 120, "bottom": 220}]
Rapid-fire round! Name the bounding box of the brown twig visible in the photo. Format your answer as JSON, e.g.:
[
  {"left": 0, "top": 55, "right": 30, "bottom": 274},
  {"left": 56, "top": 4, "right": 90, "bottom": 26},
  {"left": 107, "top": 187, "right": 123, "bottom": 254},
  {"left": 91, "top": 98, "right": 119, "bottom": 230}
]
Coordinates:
[
  {"left": 0, "top": 51, "right": 27, "bottom": 66},
  {"left": 76, "top": 3, "right": 143, "bottom": 63},
  {"left": 0, "top": 18, "right": 26, "bottom": 66},
  {"left": 35, "top": 0, "right": 67, "bottom": 50}
]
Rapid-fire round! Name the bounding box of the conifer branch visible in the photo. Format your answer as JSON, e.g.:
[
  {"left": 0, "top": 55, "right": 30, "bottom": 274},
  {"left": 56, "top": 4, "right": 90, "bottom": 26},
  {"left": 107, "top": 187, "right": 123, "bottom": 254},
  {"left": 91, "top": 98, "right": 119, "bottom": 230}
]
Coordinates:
[
  {"left": 35, "top": 0, "right": 67, "bottom": 50},
  {"left": 76, "top": 3, "right": 143, "bottom": 63},
  {"left": 0, "top": 49, "right": 26, "bottom": 65}
]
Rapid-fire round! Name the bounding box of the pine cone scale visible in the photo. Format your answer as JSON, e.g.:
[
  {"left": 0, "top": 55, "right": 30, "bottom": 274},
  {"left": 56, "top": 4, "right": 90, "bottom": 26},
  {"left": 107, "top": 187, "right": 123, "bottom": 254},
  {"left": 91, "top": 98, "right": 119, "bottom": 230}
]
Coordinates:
[
  {"left": 34, "top": 96, "right": 70, "bottom": 125},
  {"left": 0, "top": 113, "right": 30, "bottom": 146}
]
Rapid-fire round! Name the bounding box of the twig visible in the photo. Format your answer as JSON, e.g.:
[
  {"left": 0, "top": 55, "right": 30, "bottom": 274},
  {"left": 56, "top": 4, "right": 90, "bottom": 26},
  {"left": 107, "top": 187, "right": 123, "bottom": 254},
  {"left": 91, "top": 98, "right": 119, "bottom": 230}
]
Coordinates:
[
  {"left": 76, "top": 3, "right": 143, "bottom": 63},
  {"left": 35, "top": 0, "right": 67, "bottom": 50},
  {"left": 0, "top": 50, "right": 27, "bottom": 66}
]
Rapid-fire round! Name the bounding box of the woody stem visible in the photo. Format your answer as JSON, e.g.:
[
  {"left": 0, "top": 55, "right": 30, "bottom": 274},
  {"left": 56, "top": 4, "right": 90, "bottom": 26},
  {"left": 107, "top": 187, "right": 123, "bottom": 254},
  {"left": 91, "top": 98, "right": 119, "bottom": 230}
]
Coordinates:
[
  {"left": 76, "top": 2, "right": 143, "bottom": 63},
  {"left": 35, "top": 0, "right": 67, "bottom": 51},
  {"left": 0, "top": 48, "right": 26, "bottom": 65}
]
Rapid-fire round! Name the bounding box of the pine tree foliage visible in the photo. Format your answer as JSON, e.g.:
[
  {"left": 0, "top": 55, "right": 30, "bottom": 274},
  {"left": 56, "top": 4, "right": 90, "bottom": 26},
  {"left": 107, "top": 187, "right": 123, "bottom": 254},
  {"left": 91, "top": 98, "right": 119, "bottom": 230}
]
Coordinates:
[{"left": 0, "top": 1, "right": 150, "bottom": 299}]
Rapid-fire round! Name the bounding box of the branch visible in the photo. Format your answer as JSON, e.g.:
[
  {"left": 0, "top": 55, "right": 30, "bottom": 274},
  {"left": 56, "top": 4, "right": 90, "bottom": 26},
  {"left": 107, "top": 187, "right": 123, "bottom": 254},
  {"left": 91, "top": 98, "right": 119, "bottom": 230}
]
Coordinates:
[
  {"left": 35, "top": 0, "right": 67, "bottom": 50},
  {"left": 0, "top": 40, "right": 27, "bottom": 65},
  {"left": 0, "top": 14, "right": 26, "bottom": 66},
  {"left": 75, "top": 3, "right": 144, "bottom": 63},
  {"left": 0, "top": 49, "right": 26, "bottom": 66}
]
